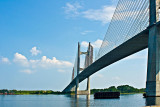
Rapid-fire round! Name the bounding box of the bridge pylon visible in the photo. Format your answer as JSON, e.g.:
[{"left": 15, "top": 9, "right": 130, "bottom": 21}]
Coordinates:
[
  {"left": 146, "top": 0, "right": 160, "bottom": 97},
  {"left": 70, "top": 42, "right": 93, "bottom": 95}
]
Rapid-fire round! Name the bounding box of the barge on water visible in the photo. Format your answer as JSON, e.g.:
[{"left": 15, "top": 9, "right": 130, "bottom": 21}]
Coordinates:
[{"left": 94, "top": 92, "right": 120, "bottom": 99}]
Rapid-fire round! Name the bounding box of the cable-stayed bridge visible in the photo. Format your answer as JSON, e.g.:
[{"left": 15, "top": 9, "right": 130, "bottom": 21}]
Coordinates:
[{"left": 63, "top": 0, "right": 160, "bottom": 97}]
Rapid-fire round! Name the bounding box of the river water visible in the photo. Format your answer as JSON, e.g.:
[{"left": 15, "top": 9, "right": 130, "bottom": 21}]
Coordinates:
[{"left": 0, "top": 94, "right": 160, "bottom": 107}]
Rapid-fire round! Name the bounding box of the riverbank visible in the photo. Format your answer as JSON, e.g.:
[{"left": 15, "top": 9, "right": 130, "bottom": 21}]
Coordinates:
[
  {"left": 0, "top": 85, "right": 145, "bottom": 95},
  {"left": 0, "top": 90, "right": 65, "bottom": 95}
]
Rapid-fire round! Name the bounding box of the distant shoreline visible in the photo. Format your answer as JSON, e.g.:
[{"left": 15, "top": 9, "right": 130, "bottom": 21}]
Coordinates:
[
  {"left": 0, "top": 93, "right": 144, "bottom": 95},
  {"left": 0, "top": 85, "right": 145, "bottom": 95}
]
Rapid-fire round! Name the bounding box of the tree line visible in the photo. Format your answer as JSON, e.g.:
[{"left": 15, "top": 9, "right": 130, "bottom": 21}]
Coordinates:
[
  {"left": 91, "top": 85, "right": 145, "bottom": 94},
  {"left": 0, "top": 85, "right": 145, "bottom": 95}
]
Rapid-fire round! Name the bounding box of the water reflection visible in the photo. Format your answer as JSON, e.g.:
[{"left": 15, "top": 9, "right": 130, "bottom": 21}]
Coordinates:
[
  {"left": 74, "top": 95, "right": 79, "bottom": 107},
  {"left": 146, "top": 97, "right": 160, "bottom": 106},
  {"left": 69, "top": 95, "right": 79, "bottom": 107},
  {"left": 64, "top": 94, "right": 146, "bottom": 107},
  {"left": 86, "top": 95, "right": 90, "bottom": 107},
  {"left": 68, "top": 95, "right": 90, "bottom": 107},
  {"left": 0, "top": 94, "right": 151, "bottom": 107}
]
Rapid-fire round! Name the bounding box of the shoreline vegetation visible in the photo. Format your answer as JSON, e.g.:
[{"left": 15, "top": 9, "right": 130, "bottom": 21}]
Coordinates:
[
  {"left": 0, "top": 85, "right": 145, "bottom": 95},
  {"left": 90, "top": 85, "right": 145, "bottom": 94}
]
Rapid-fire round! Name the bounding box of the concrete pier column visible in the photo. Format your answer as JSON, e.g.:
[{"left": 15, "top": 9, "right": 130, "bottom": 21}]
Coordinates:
[
  {"left": 85, "top": 42, "right": 92, "bottom": 95},
  {"left": 71, "top": 68, "right": 76, "bottom": 91},
  {"left": 146, "top": 25, "right": 160, "bottom": 97},
  {"left": 146, "top": 0, "right": 160, "bottom": 97},
  {"left": 86, "top": 77, "right": 90, "bottom": 94},
  {"left": 146, "top": 97, "right": 160, "bottom": 106}
]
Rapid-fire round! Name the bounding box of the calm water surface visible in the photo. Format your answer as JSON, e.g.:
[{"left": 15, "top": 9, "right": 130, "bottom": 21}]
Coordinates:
[{"left": 0, "top": 94, "right": 160, "bottom": 107}]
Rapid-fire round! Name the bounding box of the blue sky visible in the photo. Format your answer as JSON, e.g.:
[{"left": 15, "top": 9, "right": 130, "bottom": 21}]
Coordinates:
[{"left": 0, "top": 0, "right": 148, "bottom": 91}]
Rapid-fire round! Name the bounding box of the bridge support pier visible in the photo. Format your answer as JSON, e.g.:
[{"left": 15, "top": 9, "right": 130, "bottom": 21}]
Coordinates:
[
  {"left": 146, "top": 0, "right": 160, "bottom": 97},
  {"left": 63, "top": 42, "right": 93, "bottom": 94},
  {"left": 86, "top": 77, "right": 90, "bottom": 95},
  {"left": 146, "top": 25, "right": 160, "bottom": 97},
  {"left": 75, "top": 77, "right": 90, "bottom": 95},
  {"left": 75, "top": 43, "right": 93, "bottom": 95}
]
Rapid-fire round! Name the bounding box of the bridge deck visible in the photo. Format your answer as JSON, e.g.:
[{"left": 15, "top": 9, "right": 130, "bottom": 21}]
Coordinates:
[
  {"left": 63, "top": 28, "right": 150, "bottom": 92},
  {"left": 63, "top": 21, "right": 160, "bottom": 92},
  {"left": 63, "top": 28, "right": 149, "bottom": 92}
]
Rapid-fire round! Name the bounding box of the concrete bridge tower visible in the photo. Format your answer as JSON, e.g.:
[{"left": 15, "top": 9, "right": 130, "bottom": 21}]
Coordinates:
[
  {"left": 146, "top": 0, "right": 160, "bottom": 97},
  {"left": 71, "top": 42, "right": 93, "bottom": 95}
]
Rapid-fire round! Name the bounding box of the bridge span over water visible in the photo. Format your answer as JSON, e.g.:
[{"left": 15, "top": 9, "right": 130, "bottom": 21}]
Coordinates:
[{"left": 63, "top": 0, "right": 160, "bottom": 97}]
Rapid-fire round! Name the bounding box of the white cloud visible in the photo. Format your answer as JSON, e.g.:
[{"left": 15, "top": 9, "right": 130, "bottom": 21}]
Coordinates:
[
  {"left": 13, "top": 53, "right": 73, "bottom": 74},
  {"left": 82, "top": 6, "right": 116, "bottom": 24},
  {"left": 14, "top": 53, "right": 73, "bottom": 68},
  {"left": 13, "top": 53, "right": 29, "bottom": 67},
  {"left": 81, "top": 41, "right": 89, "bottom": 48},
  {"left": 81, "top": 39, "right": 103, "bottom": 48},
  {"left": 63, "top": 1, "right": 147, "bottom": 24},
  {"left": 1, "top": 57, "right": 10, "bottom": 64},
  {"left": 20, "top": 69, "right": 33, "bottom": 74},
  {"left": 63, "top": 2, "right": 116, "bottom": 24},
  {"left": 63, "top": 2, "right": 82, "bottom": 17},
  {"left": 30, "top": 47, "right": 41, "bottom": 56},
  {"left": 81, "top": 30, "right": 94, "bottom": 35},
  {"left": 92, "top": 39, "right": 103, "bottom": 48},
  {"left": 39, "top": 56, "right": 73, "bottom": 68}
]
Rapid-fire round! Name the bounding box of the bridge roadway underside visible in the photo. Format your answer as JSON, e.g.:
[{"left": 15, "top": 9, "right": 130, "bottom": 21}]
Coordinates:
[
  {"left": 63, "top": 23, "right": 160, "bottom": 92},
  {"left": 63, "top": 28, "right": 149, "bottom": 92}
]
